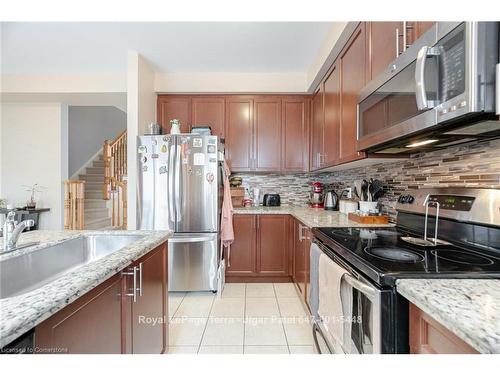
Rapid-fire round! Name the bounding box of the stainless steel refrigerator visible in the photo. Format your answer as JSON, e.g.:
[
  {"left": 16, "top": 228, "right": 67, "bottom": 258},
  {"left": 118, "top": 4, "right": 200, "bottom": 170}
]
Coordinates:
[{"left": 137, "top": 134, "right": 222, "bottom": 292}]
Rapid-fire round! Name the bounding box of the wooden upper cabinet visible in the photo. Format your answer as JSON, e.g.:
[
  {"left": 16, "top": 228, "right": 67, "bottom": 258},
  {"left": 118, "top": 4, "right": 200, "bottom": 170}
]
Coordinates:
[
  {"left": 339, "top": 23, "right": 367, "bottom": 164},
  {"left": 254, "top": 98, "right": 282, "bottom": 172},
  {"left": 311, "top": 86, "right": 324, "bottom": 171},
  {"left": 323, "top": 64, "right": 340, "bottom": 167},
  {"left": 191, "top": 97, "right": 225, "bottom": 138},
  {"left": 367, "top": 22, "right": 404, "bottom": 81},
  {"left": 157, "top": 96, "right": 191, "bottom": 134},
  {"left": 226, "top": 214, "right": 257, "bottom": 276},
  {"left": 225, "top": 98, "right": 253, "bottom": 172},
  {"left": 282, "top": 97, "right": 309, "bottom": 172},
  {"left": 257, "top": 215, "right": 289, "bottom": 276},
  {"left": 407, "top": 22, "right": 436, "bottom": 45}
]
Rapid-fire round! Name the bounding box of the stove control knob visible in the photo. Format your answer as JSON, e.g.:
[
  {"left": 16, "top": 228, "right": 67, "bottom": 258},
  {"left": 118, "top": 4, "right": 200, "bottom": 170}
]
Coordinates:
[{"left": 407, "top": 195, "right": 415, "bottom": 204}]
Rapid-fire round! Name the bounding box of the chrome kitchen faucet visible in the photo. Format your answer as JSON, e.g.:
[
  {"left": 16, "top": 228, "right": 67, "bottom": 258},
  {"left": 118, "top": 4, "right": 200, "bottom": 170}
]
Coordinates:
[{"left": 1, "top": 211, "right": 35, "bottom": 253}]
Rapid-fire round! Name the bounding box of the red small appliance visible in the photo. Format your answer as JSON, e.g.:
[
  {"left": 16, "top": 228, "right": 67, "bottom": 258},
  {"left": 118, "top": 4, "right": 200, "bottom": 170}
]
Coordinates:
[{"left": 309, "top": 181, "right": 325, "bottom": 208}]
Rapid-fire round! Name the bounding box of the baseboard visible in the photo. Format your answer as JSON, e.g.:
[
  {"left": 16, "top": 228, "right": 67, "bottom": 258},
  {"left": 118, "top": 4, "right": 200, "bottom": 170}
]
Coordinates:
[{"left": 225, "top": 275, "right": 292, "bottom": 283}]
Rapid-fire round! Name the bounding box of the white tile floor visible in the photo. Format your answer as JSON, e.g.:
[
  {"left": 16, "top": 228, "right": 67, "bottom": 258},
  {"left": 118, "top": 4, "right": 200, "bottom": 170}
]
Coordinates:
[{"left": 168, "top": 283, "right": 318, "bottom": 354}]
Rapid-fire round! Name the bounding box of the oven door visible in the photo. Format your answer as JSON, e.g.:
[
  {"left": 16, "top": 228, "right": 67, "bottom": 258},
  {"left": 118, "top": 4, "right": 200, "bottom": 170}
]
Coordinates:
[
  {"left": 312, "top": 270, "right": 383, "bottom": 354},
  {"left": 311, "top": 240, "right": 384, "bottom": 354},
  {"left": 341, "top": 273, "right": 382, "bottom": 354},
  {"left": 357, "top": 22, "right": 498, "bottom": 152}
]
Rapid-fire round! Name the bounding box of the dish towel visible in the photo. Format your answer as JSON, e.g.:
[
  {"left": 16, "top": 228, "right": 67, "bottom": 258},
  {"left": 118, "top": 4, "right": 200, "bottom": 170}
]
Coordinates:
[
  {"left": 220, "top": 159, "right": 234, "bottom": 265},
  {"left": 318, "top": 253, "right": 348, "bottom": 348},
  {"left": 308, "top": 243, "right": 322, "bottom": 319}
]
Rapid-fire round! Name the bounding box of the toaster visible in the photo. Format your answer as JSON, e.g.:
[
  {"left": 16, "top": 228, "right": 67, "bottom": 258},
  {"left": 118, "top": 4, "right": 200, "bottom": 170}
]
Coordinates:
[{"left": 263, "top": 194, "right": 281, "bottom": 206}]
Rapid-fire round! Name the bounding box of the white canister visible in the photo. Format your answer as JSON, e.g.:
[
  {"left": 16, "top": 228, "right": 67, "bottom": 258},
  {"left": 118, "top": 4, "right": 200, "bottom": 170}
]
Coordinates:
[
  {"left": 339, "top": 199, "right": 358, "bottom": 214},
  {"left": 170, "top": 119, "right": 181, "bottom": 134},
  {"left": 344, "top": 200, "right": 358, "bottom": 215},
  {"left": 359, "top": 201, "right": 379, "bottom": 214}
]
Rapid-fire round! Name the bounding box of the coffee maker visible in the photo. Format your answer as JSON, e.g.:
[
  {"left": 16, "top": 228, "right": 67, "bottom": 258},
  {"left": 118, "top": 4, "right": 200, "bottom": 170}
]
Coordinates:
[{"left": 309, "top": 182, "right": 324, "bottom": 208}]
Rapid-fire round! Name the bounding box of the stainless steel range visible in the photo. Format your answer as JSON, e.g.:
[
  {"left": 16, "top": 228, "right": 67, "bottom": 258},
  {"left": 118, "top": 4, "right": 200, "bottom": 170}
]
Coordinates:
[{"left": 310, "top": 188, "right": 500, "bottom": 354}]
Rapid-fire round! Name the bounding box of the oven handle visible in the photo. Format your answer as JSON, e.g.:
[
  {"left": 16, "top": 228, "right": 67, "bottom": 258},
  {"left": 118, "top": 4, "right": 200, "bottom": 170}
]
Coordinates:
[
  {"left": 342, "top": 273, "right": 378, "bottom": 300},
  {"left": 415, "top": 46, "right": 440, "bottom": 110},
  {"left": 312, "top": 321, "right": 334, "bottom": 354}
]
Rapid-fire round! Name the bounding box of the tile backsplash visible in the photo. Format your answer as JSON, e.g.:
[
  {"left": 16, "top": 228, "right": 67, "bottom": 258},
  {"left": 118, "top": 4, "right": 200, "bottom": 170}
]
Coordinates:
[{"left": 234, "top": 138, "right": 500, "bottom": 219}]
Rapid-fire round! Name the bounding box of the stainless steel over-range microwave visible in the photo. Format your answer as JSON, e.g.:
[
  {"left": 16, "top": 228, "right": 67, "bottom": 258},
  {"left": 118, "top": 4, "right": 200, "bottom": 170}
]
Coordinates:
[{"left": 357, "top": 22, "right": 500, "bottom": 153}]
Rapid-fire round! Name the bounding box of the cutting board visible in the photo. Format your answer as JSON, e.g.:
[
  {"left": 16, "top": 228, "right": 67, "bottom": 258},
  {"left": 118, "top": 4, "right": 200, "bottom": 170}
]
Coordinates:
[{"left": 348, "top": 212, "right": 389, "bottom": 224}]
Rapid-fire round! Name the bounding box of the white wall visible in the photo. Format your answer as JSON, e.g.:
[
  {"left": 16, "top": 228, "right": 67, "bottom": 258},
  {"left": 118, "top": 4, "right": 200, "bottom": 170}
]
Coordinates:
[
  {"left": 155, "top": 72, "right": 307, "bottom": 93},
  {"left": 0, "top": 102, "right": 69, "bottom": 229},
  {"left": 1, "top": 73, "right": 126, "bottom": 94},
  {"left": 306, "top": 22, "right": 348, "bottom": 89},
  {"left": 68, "top": 106, "right": 126, "bottom": 177},
  {"left": 127, "top": 52, "right": 156, "bottom": 229}
]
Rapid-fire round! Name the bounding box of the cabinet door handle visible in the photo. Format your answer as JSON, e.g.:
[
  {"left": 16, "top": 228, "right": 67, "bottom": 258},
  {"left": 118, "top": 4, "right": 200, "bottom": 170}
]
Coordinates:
[
  {"left": 138, "top": 262, "right": 143, "bottom": 297},
  {"left": 395, "top": 28, "right": 400, "bottom": 57},
  {"left": 402, "top": 21, "right": 408, "bottom": 51},
  {"left": 298, "top": 224, "right": 304, "bottom": 241},
  {"left": 122, "top": 266, "right": 138, "bottom": 302}
]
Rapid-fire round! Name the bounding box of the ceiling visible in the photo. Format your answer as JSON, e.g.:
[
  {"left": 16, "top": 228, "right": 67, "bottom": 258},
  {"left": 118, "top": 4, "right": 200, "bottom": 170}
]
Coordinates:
[{"left": 1, "top": 22, "right": 333, "bottom": 74}]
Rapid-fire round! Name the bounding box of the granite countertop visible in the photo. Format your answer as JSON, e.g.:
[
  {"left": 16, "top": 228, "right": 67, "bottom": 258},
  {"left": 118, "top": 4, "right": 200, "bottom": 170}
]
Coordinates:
[
  {"left": 0, "top": 229, "right": 171, "bottom": 347},
  {"left": 397, "top": 279, "right": 500, "bottom": 354},
  {"left": 233, "top": 206, "right": 394, "bottom": 228}
]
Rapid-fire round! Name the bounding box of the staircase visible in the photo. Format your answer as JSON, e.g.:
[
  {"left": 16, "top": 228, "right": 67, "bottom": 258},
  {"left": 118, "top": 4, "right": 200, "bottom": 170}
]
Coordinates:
[
  {"left": 78, "top": 154, "right": 113, "bottom": 229},
  {"left": 65, "top": 130, "right": 127, "bottom": 230}
]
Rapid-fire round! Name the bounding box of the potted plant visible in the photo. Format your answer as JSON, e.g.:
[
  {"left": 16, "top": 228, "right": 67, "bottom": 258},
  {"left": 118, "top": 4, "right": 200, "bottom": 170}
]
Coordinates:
[{"left": 23, "top": 184, "right": 44, "bottom": 209}]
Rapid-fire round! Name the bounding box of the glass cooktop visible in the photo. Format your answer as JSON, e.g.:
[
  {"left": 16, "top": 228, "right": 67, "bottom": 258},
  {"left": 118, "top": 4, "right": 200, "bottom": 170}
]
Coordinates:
[{"left": 314, "top": 226, "right": 500, "bottom": 286}]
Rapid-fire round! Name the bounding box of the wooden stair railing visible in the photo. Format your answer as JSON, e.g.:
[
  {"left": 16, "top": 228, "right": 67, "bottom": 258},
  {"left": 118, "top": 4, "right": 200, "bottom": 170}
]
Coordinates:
[
  {"left": 103, "top": 129, "right": 127, "bottom": 200},
  {"left": 103, "top": 130, "right": 127, "bottom": 229},
  {"left": 64, "top": 180, "right": 85, "bottom": 230},
  {"left": 109, "top": 177, "right": 127, "bottom": 230}
]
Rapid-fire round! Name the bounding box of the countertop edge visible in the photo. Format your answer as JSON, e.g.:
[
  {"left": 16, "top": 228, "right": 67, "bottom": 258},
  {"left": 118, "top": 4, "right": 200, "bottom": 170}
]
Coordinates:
[
  {"left": 396, "top": 279, "right": 500, "bottom": 354},
  {"left": 233, "top": 207, "right": 394, "bottom": 228},
  {"left": 0, "top": 230, "right": 171, "bottom": 348}
]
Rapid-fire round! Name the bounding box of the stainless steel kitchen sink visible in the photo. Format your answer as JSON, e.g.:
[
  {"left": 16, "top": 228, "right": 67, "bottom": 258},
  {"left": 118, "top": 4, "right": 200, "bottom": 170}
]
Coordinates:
[{"left": 0, "top": 234, "right": 145, "bottom": 300}]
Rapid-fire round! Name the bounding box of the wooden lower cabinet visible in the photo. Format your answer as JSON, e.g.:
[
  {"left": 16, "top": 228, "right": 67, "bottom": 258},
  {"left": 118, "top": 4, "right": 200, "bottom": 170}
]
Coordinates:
[
  {"left": 303, "top": 226, "right": 312, "bottom": 309},
  {"left": 225, "top": 214, "right": 257, "bottom": 277},
  {"left": 292, "top": 219, "right": 305, "bottom": 296},
  {"left": 226, "top": 214, "right": 290, "bottom": 282},
  {"left": 292, "top": 218, "right": 310, "bottom": 304},
  {"left": 257, "top": 215, "right": 289, "bottom": 276},
  {"left": 409, "top": 303, "right": 478, "bottom": 354},
  {"left": 124, "top": 244, "right": 168, "bottom": 354},
  {"left": 35, "top": 274, "right": 123, "bottom": 354},
  {"left": 35, "top": 243, "right": 168, "bottom": 354}
]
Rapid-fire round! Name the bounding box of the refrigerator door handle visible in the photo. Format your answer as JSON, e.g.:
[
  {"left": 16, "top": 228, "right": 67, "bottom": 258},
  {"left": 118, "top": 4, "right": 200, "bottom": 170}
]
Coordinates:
[
  {"left": 175, "top": 145, "right": 182, "bottom": 222},
  {"left": 168, "top": 234, "right": 218, "bottom": 243},
  {"left": 168, "top": 143, "right": 176, "bottom": 223}
]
